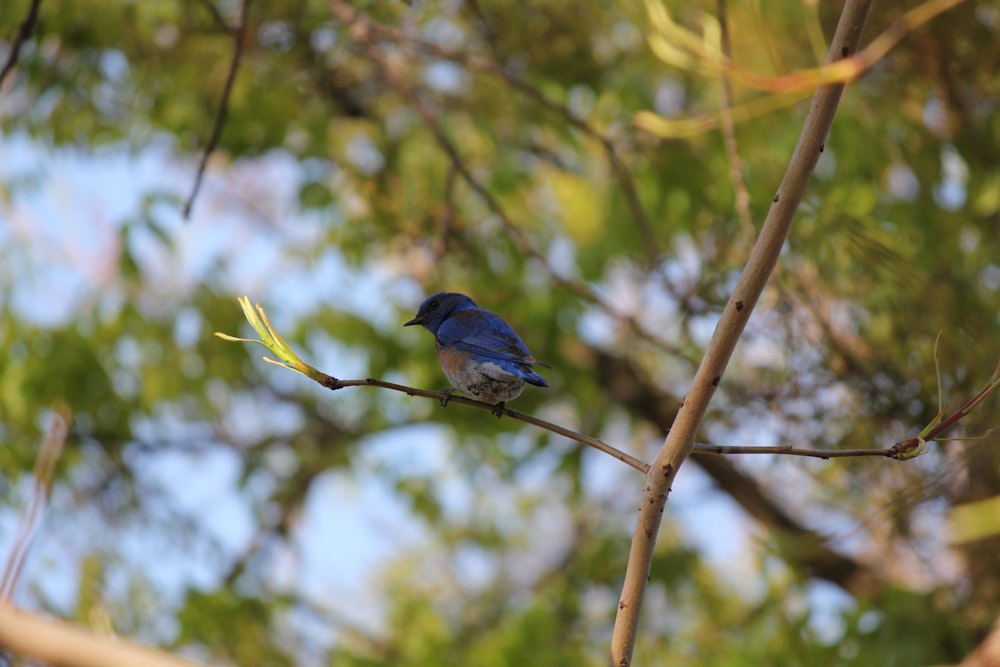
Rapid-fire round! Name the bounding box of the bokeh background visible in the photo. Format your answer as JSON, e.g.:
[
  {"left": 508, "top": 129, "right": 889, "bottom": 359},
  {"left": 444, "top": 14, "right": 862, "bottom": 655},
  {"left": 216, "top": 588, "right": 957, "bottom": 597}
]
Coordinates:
[{"left": 2, "top": 0, "right": 999, "bottom": 664}]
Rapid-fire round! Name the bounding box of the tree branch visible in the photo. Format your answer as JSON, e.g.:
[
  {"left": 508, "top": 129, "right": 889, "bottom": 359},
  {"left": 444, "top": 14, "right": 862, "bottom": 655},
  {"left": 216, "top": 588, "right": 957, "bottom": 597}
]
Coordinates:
[
  {"left": 597, "top": 351, "right": 888, "bottom": 596},
  {"left": 608, "top": 2, "right": 873, "bottom": 664},
  {"left": 316, "top": 375, "right": 652, "bottom": 474},
  {"left": 183, "top": 0, "right": 249, "bottom": 218},
  {"left": 0, "top": 604, "right": 203, "bottom": 667},
  {"left": 219, "top": 294, "right": 934, "bottom": 491},
  {"left": 0, "top": 0, "right": 42, "bottom": 92},
  {"left": 695, "top": 442, "right": 903, "bottom": 459}
]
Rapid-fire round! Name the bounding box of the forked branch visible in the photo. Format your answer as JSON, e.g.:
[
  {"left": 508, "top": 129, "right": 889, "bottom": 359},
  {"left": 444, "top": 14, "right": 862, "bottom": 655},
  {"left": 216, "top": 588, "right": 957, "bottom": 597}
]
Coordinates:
[{"left": 608, "top": 1, "right": 874, "bottom": 664}]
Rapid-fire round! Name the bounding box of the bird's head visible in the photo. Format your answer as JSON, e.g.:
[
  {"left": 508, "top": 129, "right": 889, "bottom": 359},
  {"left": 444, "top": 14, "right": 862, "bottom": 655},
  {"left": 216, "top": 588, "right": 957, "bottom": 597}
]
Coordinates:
[{"left": 404, "top": 292, "right": 477, "bottom": 333}]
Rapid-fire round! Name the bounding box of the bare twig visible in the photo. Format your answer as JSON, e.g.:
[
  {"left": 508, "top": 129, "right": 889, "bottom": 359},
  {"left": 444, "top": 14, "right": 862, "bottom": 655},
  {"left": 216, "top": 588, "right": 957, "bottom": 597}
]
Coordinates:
[
  {"left": 0, "top": 0, "right": 42, "bottom": 92},
  {"left": 608, "top": 2, "right": 873, "bottom": 664},
  {"left": 598, "top": 350, "right": 889, "bottom": 595},
  {"left": 183, "top": 0, "right": 250, "bottom": 218},
  {"left": 694, "top": 443, "right": 899, "bottom": 459},
  {"left": 216, "top": 296, "right": 651, "bottom": 472},
  {"left": 692, "top": 451, "right": 886, "bottom": 594},
  {"left": 322, "top": 375, "right": 653, "bottom": 474},
  {"left": 892, "top": 359, "right": 1000, "bottom": 458},
  {"left": 220, "top": 294, "right": 956, "bottom": 491}
]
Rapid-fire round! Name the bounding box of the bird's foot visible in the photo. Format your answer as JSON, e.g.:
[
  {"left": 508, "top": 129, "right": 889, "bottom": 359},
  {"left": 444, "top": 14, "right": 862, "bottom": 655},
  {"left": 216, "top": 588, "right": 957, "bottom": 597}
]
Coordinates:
[
  {"left": 490, "top": 401, "right": 506, "bottom": 418},
  {"left": 439, "top": 387, "right": 457, "bottom": 408}
]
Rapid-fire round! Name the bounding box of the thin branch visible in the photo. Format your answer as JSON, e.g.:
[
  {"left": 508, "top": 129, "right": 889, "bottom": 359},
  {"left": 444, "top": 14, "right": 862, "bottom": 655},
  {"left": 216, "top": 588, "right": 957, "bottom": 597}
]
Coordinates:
[
  {"left": 892, "top": 359, "right": 1000, "bottom": 458},
  {"left": 315, "top": 375, "right": 651, "bottom": 474},
  {"left": 597, "top": 350, "right": 888, "bottom": 595},
  {"left": 183, "top": 0, "right": 249, "bottom": 219},
  {"left": 0, "top": 0, "right": 42, "bottom": 92},
  {"left": 693, "top": 451, "right": 886, "bottom": 594},
  {"left": 247, "top": 361, "right": 938, "bottom": 468},
  {"left": 220, "top": 293, "right": 947, "bottom": 496},
  {"left": 692, "top": 443, "right": 901, "bottom": 459},
  {"left": 608, "top": 2, "right": 873, "bottom": 665},
  {"left": 219, "top": 295, "right": 652, "bottom": 473}
]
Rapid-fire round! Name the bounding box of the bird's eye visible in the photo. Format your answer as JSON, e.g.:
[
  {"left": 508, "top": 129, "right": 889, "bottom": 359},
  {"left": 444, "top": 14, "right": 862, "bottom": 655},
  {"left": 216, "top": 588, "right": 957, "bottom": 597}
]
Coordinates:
[{"left": 428, "top": 300, "right": 439, "bottom": 309}]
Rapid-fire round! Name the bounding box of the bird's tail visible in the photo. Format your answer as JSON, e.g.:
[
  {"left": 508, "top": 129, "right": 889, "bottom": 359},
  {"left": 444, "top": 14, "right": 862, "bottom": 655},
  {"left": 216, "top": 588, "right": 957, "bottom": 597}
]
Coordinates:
[{"left": 522, "top": 369, "right": 548, "bottom": 387}]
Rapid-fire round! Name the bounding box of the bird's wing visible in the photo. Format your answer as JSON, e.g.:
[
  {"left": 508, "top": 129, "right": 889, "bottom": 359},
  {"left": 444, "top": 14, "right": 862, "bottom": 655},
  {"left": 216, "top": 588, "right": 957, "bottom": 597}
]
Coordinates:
[{"left": 437, "top": 310, "right": 543, "bottom": 366}]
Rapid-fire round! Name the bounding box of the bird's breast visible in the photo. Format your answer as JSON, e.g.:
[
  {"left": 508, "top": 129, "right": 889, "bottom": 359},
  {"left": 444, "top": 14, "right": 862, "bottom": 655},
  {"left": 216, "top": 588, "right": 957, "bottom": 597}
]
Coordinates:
[{"left": 435, "top": 343, "right": 471, "bottom": 384}]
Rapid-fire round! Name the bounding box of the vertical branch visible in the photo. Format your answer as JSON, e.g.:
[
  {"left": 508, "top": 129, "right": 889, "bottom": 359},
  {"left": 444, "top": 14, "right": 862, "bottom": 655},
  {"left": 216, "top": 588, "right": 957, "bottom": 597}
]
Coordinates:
[
  {"left": 608, "top": 2, "right": 873, "bottom": 665},
  {"left": 0, "top": 0, "right": 43, "bottom": 92},
  {"left": 182, "top": 0, "right": 250, "bottom": 219}
]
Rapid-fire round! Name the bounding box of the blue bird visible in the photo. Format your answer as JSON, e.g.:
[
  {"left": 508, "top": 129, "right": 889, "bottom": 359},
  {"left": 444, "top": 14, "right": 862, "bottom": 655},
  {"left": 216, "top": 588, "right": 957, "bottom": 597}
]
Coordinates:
[{"left": 404, "top": 292, "right": 549, "bottom": 415}]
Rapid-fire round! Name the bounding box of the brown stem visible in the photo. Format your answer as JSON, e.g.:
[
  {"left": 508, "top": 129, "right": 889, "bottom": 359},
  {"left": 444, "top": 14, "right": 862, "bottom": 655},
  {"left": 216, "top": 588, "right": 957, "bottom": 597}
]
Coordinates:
[
  {"left": 317, "top": 374, "right": 651, "bottom": 474},
  {"left": 0, "top": 604, "right": 200, "bottom": 667},
  {"left": 598, "top": 352, "right": 887, "bottom": 596},
  {"left": 608, "top": 2, "right": 873, "bottom": 664}
]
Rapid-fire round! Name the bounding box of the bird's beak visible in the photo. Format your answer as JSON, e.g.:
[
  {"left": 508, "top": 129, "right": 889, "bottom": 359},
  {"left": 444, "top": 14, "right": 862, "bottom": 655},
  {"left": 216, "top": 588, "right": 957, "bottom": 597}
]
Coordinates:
[{"left": 403, "top": 315, "right": 422, "bottom": 327}]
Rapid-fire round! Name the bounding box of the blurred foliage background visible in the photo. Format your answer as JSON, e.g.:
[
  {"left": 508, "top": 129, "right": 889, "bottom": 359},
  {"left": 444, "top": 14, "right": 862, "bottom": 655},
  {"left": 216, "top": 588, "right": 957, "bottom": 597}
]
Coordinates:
[{"left": 1, "top": 0, "right": 999, "bottom": 664}]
